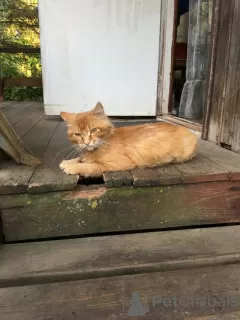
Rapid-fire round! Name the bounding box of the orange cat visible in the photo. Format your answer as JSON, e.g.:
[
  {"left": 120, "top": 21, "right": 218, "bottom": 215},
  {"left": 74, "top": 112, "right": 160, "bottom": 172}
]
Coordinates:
[{"left": 60, "top": 102, "right": 198, "bottom": 176}]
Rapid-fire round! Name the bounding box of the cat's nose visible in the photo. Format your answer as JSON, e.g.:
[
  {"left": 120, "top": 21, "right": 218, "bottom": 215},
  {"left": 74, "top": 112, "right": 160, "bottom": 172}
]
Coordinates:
[{"left": 83, "top": 139, "right": 91, "bottom": 146}]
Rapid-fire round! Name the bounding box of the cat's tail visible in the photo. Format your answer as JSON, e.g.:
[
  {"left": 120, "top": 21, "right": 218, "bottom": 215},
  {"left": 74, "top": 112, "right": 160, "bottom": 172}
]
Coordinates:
[{"left": 173, "top": 128, "right": 199, "bottom": 164}]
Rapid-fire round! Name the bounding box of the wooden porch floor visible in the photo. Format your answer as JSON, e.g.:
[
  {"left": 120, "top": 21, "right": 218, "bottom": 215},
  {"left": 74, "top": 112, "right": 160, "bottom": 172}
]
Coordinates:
[
  {"left": 1, "top": 101, "right": 240, "bottom": 195},
  {"left": 1, "top": 102, "right": 240, "bottom": 319}
]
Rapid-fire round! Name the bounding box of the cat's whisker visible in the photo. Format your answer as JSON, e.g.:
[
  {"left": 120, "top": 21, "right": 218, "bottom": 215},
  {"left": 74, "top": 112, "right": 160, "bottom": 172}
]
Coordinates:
[
  {"left": 56, "top": 145, "right": 75, "bottom": 157},
  {"left": 71, "top": 147, "right": 82, "bottom": 160},
  {"left": 52, "top": 145, "right": 76, "bottom": 165},
  {"left": 66, "top": 145, "right": 83, "bottom": 160},
  {"left": 66, "top": 147, "right": 79, "bottom": 160}
]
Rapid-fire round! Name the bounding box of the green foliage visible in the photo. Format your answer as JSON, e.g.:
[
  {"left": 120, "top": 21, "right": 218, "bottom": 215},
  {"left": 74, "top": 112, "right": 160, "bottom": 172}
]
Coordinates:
[
  {"left": 4, "top": 86, "right": 43, "bottom": 101},
  {"left": 0, "top": 0, "right": 42, "bottom": 101}
]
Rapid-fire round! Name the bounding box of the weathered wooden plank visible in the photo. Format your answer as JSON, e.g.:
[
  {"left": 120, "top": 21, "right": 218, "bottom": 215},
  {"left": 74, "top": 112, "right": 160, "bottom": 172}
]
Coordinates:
[
  {"left": 0, "top": 114, "right": 58, "bottom": 195},
  {"left": 0, "top": 162, "right": 35, "bottom": 194},
  {"left": 27, "top": 121, "right": 78, "bottom": 193},
  {"left": 120, "top": 170, "right": 133, "bottom": 186},
  {"left": 219, "top": 0, "right": 240, "bottom": 147},
  {"left": 0, "top": 264, "right": 240, "bottom": 319},
  {"left": 232, "top": 99, "right": 240, "bottom": 154},
  {"left": 1, "top": 101, "right": 36, "bottom": 125},
  {"left": 0, "top": 47, "right": 40, "bottom": 54},
  {"left": 174, "top": 154, "right": 229, "bottom": 184},
  {"left": 103, "top": 172, "right": 113, "bottom": 187},
  {"left": 22, "top": 116, "right": 59, "bottom": 158},
  {"left": 132, "top": 166, "right": 182, "bottom": 187},
  {"left": 0, "top": 101, "right": 15, "bottom": 108},
  {"left": 208, "top": 0, "right": 235, "bottom": 143},
  {"left": 188, "top": 313, "right": 240, "bottom": 320},
  {"left": 0, "top": 103, "right": 41, "bottom": 195},
  {"left": 199, "top": 140, "right": 240, "bottom": 179},
  {"left": 131, "top": 169, "right": 157, "bottom": 187},
  {"left": 202, "top": 0, "right": 220, "bottom": 140},
  {"left": 12, "top": 105, "right": 44, "bottom": 138},
  {"left": 232, "top": 1, "right": 240, "bottom": 154},
  {"left": 1, "top": 225, "right": 240, "bottom": 288},
  {"left": 1, "top": 181, "right": 240, "bottom": 242},
  {"left": 111, "top": 171, "right": 124, "bottom": 187},
  {"left": 4, "top": 77, "right": 42, "bottom": 88},
  {"left": 159, "top": 114, "right": 202, "bottom": 132}
]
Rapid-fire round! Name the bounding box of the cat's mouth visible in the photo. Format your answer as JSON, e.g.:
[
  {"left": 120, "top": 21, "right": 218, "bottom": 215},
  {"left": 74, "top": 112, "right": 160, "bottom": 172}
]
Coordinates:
[
  {"left": 77, "top": 140, "right": 105, "bottom": 151},
  {"left": 78, "top": 144, "right": 99, "bottom": 151},
  {"left": 86, "top": 146, "right": 97, "bottom": 151}
]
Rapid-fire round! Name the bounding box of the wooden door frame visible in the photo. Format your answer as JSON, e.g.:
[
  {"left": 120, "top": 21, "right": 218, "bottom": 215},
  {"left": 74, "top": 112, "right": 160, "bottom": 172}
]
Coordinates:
[
  {"left": 202, "top": 0, "right": 220, "bottom": 141},
  {"left": 157, "top": 0, "right": 178, "bottom": 116}
]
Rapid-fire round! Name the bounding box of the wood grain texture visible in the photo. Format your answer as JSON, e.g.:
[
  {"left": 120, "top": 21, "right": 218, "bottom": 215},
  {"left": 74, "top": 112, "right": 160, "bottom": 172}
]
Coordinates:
[
  {"left": 1, "top": 102, "right": 240, "bottom": 194},
  {"left": 0, "top": 101, "right": 36, "bottom": 125},
  {"left": 103, "top": 172, "right": 113, "bottom": 187},
  {"left": 174, "top": 154, "right": 229, "bottom": 184},
  {"left": 12, "top": 104, "right": 44, "bottom": 138},
  {"left": 208, "top": 0, "right": 235, "bottom": 144},
  {"left": 27, "top": 121, "right": 78, "bottom": 193},
  {"left": 120, "top": 170, "right": 133, "bottom": 186},
  {"left": 0, "top": 47, "right": 40, "bottom": 53},
  {"left": 219, "top": 0, "right": 240, "bottom": 146},
  {"left": 202, "top": 0, "right": 220, "bottom": 140},
  {"left": 1, "top": 225, "right": 240, "bottom": 288},
  {"left": 0, "top": 107, "right": 58, "bottom": 194},
  {"left": 111, "top": 171, "right": 124, "bottom": 187},
  {"left": 0, "top": 101, "right": 15, "bottom": 108},
  {"left": 1, "top": 181, "right": 240, "bottom": 242},
  {"left": 159, "top": 114, "right": 202, "bottom": 132},
  {"left": 199, "top": 140, "right": 240, "bottom": 178},
  {"left": 188, "top": 313, "right": 240, "bottom": 320},
  {"left": 132, "top": 166, "right": 182, "bottom": 186},
  {"left": 21, "top": 116, "right": 59, "bottom": 158},
  {"left": 103, "top": 171, "right": 133, "bottom": 187},
  {"left": 0, "top": 162, "right": 35, "bottom": 194},
  {"left": 231, "top": 2, "right": 240, "bottom": 153},
  {"left": 1, "top": 264, "right": 240, "bottom": 319},
  {"left": 4, "top": 77, "right": 42, "bottom": 88},
  {"left": 208, "top": 0, "right": 240, "bottom": 154}
]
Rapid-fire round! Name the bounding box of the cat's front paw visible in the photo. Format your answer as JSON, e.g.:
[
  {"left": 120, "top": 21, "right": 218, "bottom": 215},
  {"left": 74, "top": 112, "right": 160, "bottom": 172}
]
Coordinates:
[
  {"left": 62, "top": 164, "right": 80, "bottom": 175},
  {"left": 59, "top": 160, "right": 69, "bottom": 170},
  {"left": 59, "top": 158, "right": 79, "bottom": 170}
]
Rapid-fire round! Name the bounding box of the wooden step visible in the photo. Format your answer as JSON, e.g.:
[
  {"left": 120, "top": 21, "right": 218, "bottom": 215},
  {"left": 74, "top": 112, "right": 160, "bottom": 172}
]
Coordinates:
[
  {"left": 1, "top": 264, "right": 240, "bottom": 320},
  {"left": 1, "top": 181, "right": 240, "bottom": 242},
  {"left": 1, "top": 101, "right": 240, "bottom": 194},
  {"left": 1, "top": 226, "right": 240, "bottom": 319},
  {"left": 1, "top": 225, "right": 240, "bottom": 288}
]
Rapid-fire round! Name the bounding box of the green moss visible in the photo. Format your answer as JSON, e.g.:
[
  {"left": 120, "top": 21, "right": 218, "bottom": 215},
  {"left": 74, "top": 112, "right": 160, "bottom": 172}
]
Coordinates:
[{"left": 0, "top": 185, "right": 213, "bottom": 242}]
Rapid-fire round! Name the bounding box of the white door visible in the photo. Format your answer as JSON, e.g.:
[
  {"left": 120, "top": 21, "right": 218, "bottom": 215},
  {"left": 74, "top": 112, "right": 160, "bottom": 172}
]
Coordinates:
[{"left": 39, "top": 0, "right": 162, "bottom": 116}]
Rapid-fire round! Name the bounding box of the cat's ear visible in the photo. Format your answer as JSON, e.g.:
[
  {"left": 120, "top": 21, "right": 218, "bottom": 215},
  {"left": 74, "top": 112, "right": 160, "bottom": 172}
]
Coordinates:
[
  {"left": 60, "top": 112, "right": 73, "bottom": 122},
  {"left": 92, "top": 102, "right": 105, "bottom": 117}
]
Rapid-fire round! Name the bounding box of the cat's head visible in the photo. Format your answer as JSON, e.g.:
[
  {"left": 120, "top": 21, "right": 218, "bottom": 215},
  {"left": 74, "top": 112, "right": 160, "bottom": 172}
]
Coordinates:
[{"left": 60, "top": 102, "right": 114, "bottom": 151}]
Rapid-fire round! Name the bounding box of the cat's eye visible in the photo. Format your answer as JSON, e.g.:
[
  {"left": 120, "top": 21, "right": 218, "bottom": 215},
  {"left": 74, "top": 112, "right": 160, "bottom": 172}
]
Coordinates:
[
  {"left": 91, "top": 128, "right": 98, "bottom": 133},
  {"left": 74, "top": 133, "right": 82, "bottom": 137}
]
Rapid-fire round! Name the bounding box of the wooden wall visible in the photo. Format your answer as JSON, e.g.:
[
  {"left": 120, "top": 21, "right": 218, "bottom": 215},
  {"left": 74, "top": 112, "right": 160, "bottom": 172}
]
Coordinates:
[{"left": 207, "top": 0, "right": 240, "bottom": 153}]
